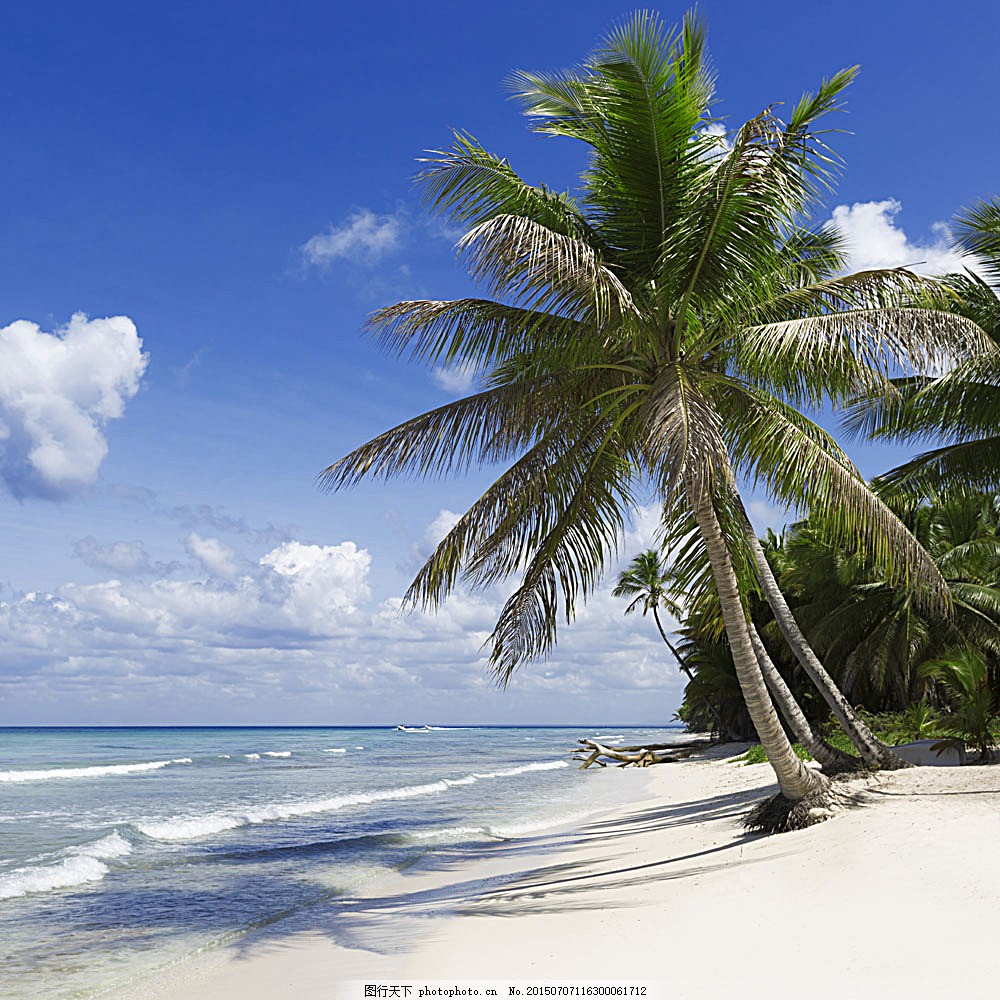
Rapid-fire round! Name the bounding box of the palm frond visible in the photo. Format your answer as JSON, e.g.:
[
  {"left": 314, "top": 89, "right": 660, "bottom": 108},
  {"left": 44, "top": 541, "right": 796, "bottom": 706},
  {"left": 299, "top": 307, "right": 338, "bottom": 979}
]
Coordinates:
[
  {"left": 458, "top": 213, "right": 637, "bottom": 325},
  {"left": 719, "top": 383, "right": 951, "bottom": 613},
  {"left": 417, "top": 133, "right": 599, "bottom": 243},
  {"left": 367, "top": 297, "right": 588, "bottom": 370}
]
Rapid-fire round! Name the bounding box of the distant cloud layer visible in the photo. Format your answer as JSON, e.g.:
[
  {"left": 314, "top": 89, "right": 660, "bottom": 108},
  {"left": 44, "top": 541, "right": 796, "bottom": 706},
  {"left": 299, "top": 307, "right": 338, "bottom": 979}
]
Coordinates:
[
  {"left": 301, "top": 209, "right": 404, "bottom": 266},
  {"left": 74, "top": 537, "right": 155, "bottom": 576},
  {"left": 0, "top": 314, "right": 147, "bottom": 500},
  {"left": 0, "top": 507, "right": 687, "bottom": 724},
  {"left": 829, "top": 199, "right": 972, "bottom": 275}
]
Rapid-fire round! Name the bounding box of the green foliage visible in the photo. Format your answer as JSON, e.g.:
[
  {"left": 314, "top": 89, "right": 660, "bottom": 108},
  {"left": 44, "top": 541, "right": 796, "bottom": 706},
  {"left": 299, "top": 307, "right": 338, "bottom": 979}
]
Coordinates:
[
  {"left": 733, "top": 743, "right": 814, "bottom": 765},
  {"left": 921, "top": 649, "right": 999, "bottom": 759},
  {"left": 886, "top": 701, "right": 944, "bottom": 743}
]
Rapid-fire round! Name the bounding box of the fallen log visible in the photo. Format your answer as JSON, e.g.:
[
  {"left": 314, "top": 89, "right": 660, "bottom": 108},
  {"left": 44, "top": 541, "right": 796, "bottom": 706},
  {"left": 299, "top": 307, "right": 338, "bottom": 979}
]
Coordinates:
[{"left": 573, "top": 736, "right": 715, "bottom": 769}]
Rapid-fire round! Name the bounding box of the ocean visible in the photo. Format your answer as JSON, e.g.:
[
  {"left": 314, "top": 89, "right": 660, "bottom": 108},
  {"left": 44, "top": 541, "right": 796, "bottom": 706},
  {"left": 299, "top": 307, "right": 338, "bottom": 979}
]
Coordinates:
[{"left": 0, "top": 724, "right": 683, "bottom": 999}]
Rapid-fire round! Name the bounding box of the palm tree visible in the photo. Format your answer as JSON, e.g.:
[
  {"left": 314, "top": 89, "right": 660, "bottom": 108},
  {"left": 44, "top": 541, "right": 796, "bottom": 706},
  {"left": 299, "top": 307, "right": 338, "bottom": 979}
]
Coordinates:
[
  {"left": 613, "top": 548, "right": 727, "bottom": 733},
  {"left": 323, "top": 11, "right": 985, "bottom": 829},
  {"left": 775, "top": 495, "right": 1000, "bottom": 709},
  {"left": 612, "top": 550, "right": 691, "bottom": 678},
  {"left": 852, "top": 197, "right": 1000, "bottom": 496}
]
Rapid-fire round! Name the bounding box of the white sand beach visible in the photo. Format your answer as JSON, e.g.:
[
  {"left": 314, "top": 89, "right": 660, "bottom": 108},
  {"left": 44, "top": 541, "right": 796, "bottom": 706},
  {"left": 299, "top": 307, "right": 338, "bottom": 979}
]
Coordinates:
[{"left": 112, "top": 749, "right": 1000, "bottom": 1000}]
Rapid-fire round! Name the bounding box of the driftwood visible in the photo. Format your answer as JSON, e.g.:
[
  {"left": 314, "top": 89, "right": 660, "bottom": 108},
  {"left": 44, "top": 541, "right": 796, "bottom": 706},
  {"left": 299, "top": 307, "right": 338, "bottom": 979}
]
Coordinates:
[{"left": 571, "top": 736, "right": 715, "bottom": 769}]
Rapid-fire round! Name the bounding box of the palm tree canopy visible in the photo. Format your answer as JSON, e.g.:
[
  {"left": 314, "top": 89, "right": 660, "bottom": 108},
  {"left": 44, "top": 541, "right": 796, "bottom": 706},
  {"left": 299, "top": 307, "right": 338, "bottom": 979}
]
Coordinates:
[
  {"left": 850, "top": 198, "right": 1000, "bottom": 497},
  {"left": 612, "top": 549, "right": 683, "bottom": 617},
  {"left": 322, "top": 10, "right": 989, "bottom": 682}
]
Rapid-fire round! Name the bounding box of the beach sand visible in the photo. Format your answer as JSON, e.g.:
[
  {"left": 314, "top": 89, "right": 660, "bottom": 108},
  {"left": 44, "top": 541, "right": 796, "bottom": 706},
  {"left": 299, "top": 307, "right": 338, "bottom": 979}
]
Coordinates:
[{"left": 111, "top": 748, "right": 1000, "bottom": 1000}]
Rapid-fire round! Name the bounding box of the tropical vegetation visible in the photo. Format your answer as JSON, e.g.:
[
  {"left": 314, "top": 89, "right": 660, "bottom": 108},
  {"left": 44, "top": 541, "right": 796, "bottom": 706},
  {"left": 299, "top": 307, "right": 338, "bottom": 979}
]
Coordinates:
[{"left": 325, "top": 10, "right": 993, "bottom": 831}]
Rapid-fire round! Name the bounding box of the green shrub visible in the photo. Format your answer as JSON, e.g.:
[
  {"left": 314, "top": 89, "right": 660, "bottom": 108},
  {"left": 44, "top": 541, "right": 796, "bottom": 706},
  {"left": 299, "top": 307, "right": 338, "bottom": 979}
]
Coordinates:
[{"left": 733, "top": 743, "right": 813, "bottom": 765}]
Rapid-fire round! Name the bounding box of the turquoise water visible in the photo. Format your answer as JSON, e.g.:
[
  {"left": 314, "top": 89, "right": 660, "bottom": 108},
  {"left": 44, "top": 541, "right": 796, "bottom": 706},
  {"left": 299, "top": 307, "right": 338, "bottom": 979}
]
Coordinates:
[{"left": 0, "top": 724, "right": 682, "bottom": 999}]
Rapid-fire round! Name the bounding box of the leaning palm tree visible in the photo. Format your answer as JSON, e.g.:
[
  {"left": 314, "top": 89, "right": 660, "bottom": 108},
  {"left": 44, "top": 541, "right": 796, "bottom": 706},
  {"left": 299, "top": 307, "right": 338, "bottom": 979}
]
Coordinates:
[{"left": 323, "top": 11, "right": 987, "bottom": 829}]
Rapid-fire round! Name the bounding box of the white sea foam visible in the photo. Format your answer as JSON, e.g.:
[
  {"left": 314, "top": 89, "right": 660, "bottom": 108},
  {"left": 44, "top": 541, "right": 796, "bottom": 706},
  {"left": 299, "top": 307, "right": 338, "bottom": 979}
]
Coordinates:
[
  {"left": 489, "top": 808, "right": 598, "bottom": 839},
  {"left": 262, "top": 751, "right": 291, "bottom": 758},
  {"left": 0, "top": 831, "right": 133, "bottom": 900},
  {"left": 136, "top": 779, "right": 454, "bottom": 842},
  {"left": 0, "top": 856, "right": 109, "bottom": 899},
  {"left": 323, "top": 748, "right": 347, "bottom": 753},
  {"left": 0, "top": 759, "right": 191, "bottom": 783},
  {"left": 354, "top": 746, "right": 364, "bottom": 750},
  {"left": 136, "top": 759, "right": 570, "bottom": 843},
  {"left": 472, "top": 761, "right": 569, "bottom": 779},
  {"left": 405, "top": 825, "right": 502, "bottom": 842},
  {"left": 66, "top": 831, "right": 133, "bottom": 860},
  {"left": 244, "top": 753, "right": 261, "bottom": 760}
]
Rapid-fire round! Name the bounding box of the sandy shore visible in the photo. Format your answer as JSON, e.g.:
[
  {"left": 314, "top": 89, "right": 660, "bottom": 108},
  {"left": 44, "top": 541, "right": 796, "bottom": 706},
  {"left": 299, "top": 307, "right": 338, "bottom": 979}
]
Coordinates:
[{"left": 111, "top": 748, "right": 1000, "bottom": 1000}]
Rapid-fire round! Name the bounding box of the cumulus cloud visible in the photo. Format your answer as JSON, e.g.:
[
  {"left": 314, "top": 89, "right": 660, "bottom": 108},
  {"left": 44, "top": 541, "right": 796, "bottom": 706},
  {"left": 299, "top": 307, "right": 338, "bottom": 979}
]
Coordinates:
[
  {"left": 0, "top": 314, "right": 147, "bottom": 500},
  {"left": 186, "top": 533, "right": 240, "bottom": 580},
  {"left": 423, "top": 509, "right": 461, "bottom": 549},
  {"left": 301, "top": 209, "right": 404, "bottom": 266},
  {"left": 828, "top": 199, "right": 973, "bottom": 275},
  {"left": 260, "top": 540, "right": 372, "bottom": 628},
  {"left": 73, "top": 538, "right": 155, "bottom": 576},
  {"left": 431, "top": 361, "right": 478, "bottom": 394}
]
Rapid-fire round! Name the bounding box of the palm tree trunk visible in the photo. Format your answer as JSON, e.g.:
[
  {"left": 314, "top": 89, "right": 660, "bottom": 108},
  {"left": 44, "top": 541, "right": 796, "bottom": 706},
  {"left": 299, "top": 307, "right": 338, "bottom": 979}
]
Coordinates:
[
  {"left": 651, "top": 606, "right": 726, "bottom": 733},
  {"left": 748, "top": 623, "right": 860, "bottom": 773},
  {"left": 734, "top": 496, "right": 910, "bottom": 771},
  {"left": 687, "top": 483, "right": 828, "bottom": 803}
]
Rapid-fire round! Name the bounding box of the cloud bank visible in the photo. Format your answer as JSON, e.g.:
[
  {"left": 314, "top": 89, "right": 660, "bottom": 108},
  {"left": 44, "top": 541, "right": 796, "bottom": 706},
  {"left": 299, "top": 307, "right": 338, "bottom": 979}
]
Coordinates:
[
  {"left": 0, "top": 314, "right": 147, "bottom": 500},
  {"left": 0, "top": 507, "right": 684, "bottom": 725}
]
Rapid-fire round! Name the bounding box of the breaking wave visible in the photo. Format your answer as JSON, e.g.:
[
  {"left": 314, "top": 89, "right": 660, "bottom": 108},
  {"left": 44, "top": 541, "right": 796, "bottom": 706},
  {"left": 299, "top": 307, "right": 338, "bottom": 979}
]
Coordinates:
[
  {"left": 0, "top": 759, "right": 192, "bottom": 783},
  {"left": 135, "top": 760, "right": 570, "bottom": 843},
  {"left": 0, "top": 831, "right": 133, "bottom": 900}
]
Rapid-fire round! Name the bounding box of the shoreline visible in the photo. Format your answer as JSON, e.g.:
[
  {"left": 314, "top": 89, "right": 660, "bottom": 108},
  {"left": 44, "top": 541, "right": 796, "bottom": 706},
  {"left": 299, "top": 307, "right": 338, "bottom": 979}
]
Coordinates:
[{"left": 108, "top": 747, "right": 1000, "bottom": 999}]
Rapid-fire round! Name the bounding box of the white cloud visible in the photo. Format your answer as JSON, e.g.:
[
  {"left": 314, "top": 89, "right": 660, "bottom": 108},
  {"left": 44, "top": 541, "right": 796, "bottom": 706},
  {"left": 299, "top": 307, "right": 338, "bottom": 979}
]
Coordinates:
[
  {"left": 424, "top": 509, "right": 461, "bottom": 549},
  {"left": 73, "top": 538, "right": 154, "bottom": 576},
  {"left": 301, "top": 209, "right": 404, "bottom": 266},
  {"left": 0, "top": 314, "right": 147, "bottom": 499},
  {"left": 747, "top": 499, "right": 790, "bottom": 533},
  {"left": 828, "top": 199, "right": 973, "bottom": 276},
  {"left": 260, "top": 540, "right": 372, "bottom": 628},
  {"left": 0, "top": 510, "right": 685, "bottom": 724},
  {"left": 185, "top": 533, "right": 239, "bottom": 580},
  {"left": 431, "top": 361, "right": 478, "bottom": 394}
]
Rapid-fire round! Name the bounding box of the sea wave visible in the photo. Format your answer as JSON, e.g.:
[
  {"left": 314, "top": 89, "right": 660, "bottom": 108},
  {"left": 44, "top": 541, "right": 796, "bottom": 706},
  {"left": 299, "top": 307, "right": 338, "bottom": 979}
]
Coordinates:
[
  {"left": 0, "top": 759, "right": 192, "bottom": 783},
  {"left": 262, "top": 751, "right": 291, "bottom": 758},
  {"left": 135, "top": 779, "right": 454, "bottom": 841},
  {"left": 135, "top": 759, "right": 570, "bottom": 842},
  {"left": 0, "top": 831, "right": 133, "bottom": 900},
  {"left": 323, "top": 748, "right": 347, "bottom": 753},
  {"left": 472, "top": 761, "right": 569, "bottom": 779}
]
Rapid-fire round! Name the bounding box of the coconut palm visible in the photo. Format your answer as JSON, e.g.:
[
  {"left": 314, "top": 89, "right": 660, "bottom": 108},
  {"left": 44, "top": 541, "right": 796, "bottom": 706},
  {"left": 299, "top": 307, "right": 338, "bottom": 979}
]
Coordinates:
[
  {"left": 775, "top": 494, "right": 1000, "bottom": 709},
  {"left": 852, "top": 197, "right": 1000, "bottom": 496},
  {"left": 613, "top": 548, "right": 727, "bottom": 732},
  {"left": 322, "top": 12, "right": 986, "bottom": 828},
  {"left": 612, "top": 550, "right": 691, "bottom": 678}
]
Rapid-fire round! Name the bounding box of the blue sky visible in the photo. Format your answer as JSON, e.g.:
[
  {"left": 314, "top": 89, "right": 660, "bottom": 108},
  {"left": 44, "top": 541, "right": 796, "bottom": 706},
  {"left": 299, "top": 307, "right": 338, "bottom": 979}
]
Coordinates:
[{"left": 0, "top": 0, "right": 996, "bottom": 725}]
